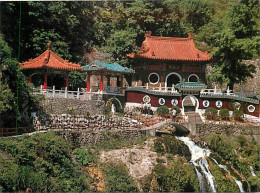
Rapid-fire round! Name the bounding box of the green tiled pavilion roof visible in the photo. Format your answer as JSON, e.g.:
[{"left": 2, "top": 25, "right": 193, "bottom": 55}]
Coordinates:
[
  {"left": 82, "top": 60, "right": 134, "bottom": 74},
  {"left": 175, "top": 82, "right": 207, "bottom": 89}
]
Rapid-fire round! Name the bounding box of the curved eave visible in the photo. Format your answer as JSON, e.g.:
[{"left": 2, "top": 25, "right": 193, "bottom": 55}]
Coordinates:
[
  {"left": 83, "top": 68, "right": 134, "bottom": 74},
  {"left": 200, "top": 94, "right": 259, "bottom": 104},
  {"left": 135, "top": 55, "right": 211, "bottom": 62},
  {"left": 20, "top": 65, "right": 82, "bottom": 72}
]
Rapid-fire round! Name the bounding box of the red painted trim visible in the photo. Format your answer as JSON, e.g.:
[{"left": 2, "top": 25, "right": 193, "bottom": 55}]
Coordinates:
[
  {"left": 87, "top": 74, "right": 90, "bottom": 92},
  {"left": 43, "top": 73, "right": 47, "bottom": 89},
  {"left": 100, "top": 71, "right": 104, "bottom": 91},
  {"left": 28, "top": 74, "right": 32, "bottom": 84}
]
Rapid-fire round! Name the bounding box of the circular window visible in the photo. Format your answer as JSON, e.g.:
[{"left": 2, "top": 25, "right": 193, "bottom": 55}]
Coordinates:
[
  {"left": 247, "top": 105, "right": 255, "bottom": 113},
  {"left": 158, "top": 98, "right": 165, "bottom": 105},
  {"left": 203, "top": 100, "right": 210, "bottom": 108},
  {"left": 143, "top": 95, "right": 151, "bottom": 103},
  {"left": 171, "top": 99, "right": 178, "bottom": 106},
  {"left": 148, "top": 73, "right": 159, "bottom": 84},
  {"left": 215, "top": 100, "right": 223, "bottom": 108}
]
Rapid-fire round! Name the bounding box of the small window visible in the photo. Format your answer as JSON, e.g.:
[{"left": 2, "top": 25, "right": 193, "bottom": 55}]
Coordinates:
[{"left": 148, "top": 73, "right": 159, "bottom": 84}]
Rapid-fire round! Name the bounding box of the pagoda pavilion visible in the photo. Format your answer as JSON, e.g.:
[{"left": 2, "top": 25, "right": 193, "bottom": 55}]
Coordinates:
[
  {"left": 19, "top": 43, "right": 82, "bottom": 90},
  {"left": 82, "top": 60, "right": 134, "bottom": 94}
]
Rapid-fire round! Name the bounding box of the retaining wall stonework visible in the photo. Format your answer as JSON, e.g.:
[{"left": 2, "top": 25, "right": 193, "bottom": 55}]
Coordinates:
[
  {"left": 40, "top": 98, "right": 105, "bottom": 115},
  {"left": 196, "top": 123, "right": 260, "bottom": 141},
  {"left": 54, "top": 129, "right": 148, "bottom": 147}
]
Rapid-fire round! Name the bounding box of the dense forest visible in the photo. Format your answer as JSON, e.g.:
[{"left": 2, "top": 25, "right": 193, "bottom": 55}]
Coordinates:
[{"left": 0, "top": 0, "right": 259, "bottom": 127}]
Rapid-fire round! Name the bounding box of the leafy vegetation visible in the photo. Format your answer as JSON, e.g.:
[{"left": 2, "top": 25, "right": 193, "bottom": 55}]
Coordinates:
[
  {"left": 205, "top": 107, "right": 218, "bottom": 119},
  {"left": 143, "top": 157, "right": 200, "bottom": 192},
  {"left": 210, "top": 164, "right": 240, "bottom": 192},
  {"left": 102, "top": 162, "right": 138, "bottom": 192},
  {"left": 206, "top": 134, "right": 259, "bottom": 181},
  {"left": 0, "top": 132, "right": 88, "bottom": 192},
  {"left": 156, "top": 105, "right": 169, "bottom": 115},
  {"left": 154, "top": 135, "right": 191, "bottom": 160},
  {"left": 0, "top": 34, "right": 41, "bottom": 128},
  {"left": 219, "top": 108, "right": 230, "bottom": 119},
  {"left": 171, "top": 106, "right": 181, "bottom": 114},
  {"left": 233, "top": 109, "right": 244, "bottom": 121}
]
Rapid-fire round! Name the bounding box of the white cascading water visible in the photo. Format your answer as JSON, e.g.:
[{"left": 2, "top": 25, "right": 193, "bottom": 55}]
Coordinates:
[
  {"left": 249, "top": 166, "right": 256, "bottom": 177},
  {"left": 176, "top": 136, "right": 217, "bottom": 192},
  {"left": 195, "top": 167, "right": 206, "bottom": 192},
  {"left": 212, "top": 158, "right": 245, "bottom": 192}
]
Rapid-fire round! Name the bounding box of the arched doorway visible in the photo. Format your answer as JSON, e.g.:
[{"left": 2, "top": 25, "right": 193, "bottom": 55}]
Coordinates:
[
  {"left": 182, "top": 95, "right": 199, "bottom": 112},
  {"left": 107, "top": 97, "right": 123, "bottom": 113},
  {"left": 166, "top": 72, "right": 182, "bottom": 87},
  {"left": 188, "top": 74, "right": 199, "bottom": 82}
]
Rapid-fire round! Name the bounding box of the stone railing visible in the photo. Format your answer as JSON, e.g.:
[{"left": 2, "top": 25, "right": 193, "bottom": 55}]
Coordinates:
[
  {"left": 126, "top": 86, "right": 181, "bottom": 96},
  {"left": 32, "top": 86, "right": 123, "bottom": 100}
]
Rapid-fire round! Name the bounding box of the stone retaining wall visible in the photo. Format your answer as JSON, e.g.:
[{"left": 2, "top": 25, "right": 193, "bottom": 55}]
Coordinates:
[
  {"left": 55, "top": 129, "right": 148, "bottom": 147},
  {"left": 34, "top": 114, "right": 143, "bottom": 131},
  {"left": 40, "top": 98, "right": 105, "bottom": 115},
  {"left": 196, "top": 123, "right": 260, "bottom": 140}
]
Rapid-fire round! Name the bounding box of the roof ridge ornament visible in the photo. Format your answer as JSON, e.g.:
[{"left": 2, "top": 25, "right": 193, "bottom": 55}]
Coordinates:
[
  {"left": 188, "top": 33, "right": 194, "bottom": 39},
  {"left": 145, "top": 31, "right": 152, "bottom": 37},
  {"left": 47, "top": 42, "right": 51, "bottom": 50}
]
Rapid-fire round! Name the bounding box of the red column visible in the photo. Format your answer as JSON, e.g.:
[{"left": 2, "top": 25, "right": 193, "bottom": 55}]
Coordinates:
[
  {"left": 100, "top": 71, "right": 104, "bottom": 91},
  {"left": 120, "top": 75, "right": 123, "bottom": 94},
  {"left": 44, "top": 72, "right": 47, "bottom": 89},
  {"left": 28, "top": 74, "right": 32, "bottom": 84},
  {"left": 66, "top": 74, "right": 69, "bottom": 90},
  {"left": 87, "top": 73, "right": 91, "bottom": 92}
]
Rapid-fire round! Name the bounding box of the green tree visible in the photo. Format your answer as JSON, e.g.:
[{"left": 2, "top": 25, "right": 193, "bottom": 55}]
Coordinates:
[{"left": 0, "top": 34, "right": 41, "bottom": 128}]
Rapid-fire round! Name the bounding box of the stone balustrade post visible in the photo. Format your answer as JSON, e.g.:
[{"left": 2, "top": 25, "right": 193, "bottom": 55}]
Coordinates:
[
  {"left": 53, "top": 86, "right": 55, "bottom": 98},
  {"left": 77, "top": 88, "right": 80, "bottom": 99},
  {"left": 65, "top": 87, "right": 68, "bottom": 98}
]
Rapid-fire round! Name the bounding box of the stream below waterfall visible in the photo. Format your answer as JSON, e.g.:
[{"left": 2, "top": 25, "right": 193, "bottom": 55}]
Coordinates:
[{"left": 175, "top": 136, "right": 248, "bottom": 193}]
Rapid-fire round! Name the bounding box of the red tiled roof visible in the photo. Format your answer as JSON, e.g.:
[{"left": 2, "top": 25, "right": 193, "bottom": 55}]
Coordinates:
[
  {"left": 20, "top": 43, "right": 82, "bottom": 71},
  {"left": 128, "top": 32, "right": 211, "bottom": 61}
]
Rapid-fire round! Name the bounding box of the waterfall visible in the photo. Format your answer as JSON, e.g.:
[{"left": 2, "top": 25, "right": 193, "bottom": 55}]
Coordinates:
[
  {"left": 249, "top": 166, "right": 256, "bottom": 177},
  {"left": 195, "top": 167, "right": 206, "bottom": 192},
  {"left": 176, "top": 136, "right": 216, "bottom": 192},
  {"left": 212, "top": 158, "right": 245, "bottom": 192}
]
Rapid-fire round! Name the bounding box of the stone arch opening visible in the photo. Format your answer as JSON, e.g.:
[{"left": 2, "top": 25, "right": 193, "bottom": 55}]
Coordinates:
[
  {"left": 188, "top": 74, "right": 199, "bottom": 82},
  {"left": 166, "top": 72, "right": 182, "bottom": 87},
  {"left": 182, "top": 95, "right": 199, "bottom": 112},
  {"left": 107, "top": 97, "right": 123, "bottom": 112}
]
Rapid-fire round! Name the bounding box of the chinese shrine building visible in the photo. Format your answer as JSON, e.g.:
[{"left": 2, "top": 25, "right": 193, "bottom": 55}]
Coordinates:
[
  {"left": 125, "top": 32, "right": 259, "bottom": 117},
  {"left": 19, "top": 43, "right": 82, "bottom": 90},
  {"left": 127, "top": 31, "right": 211, "bottom": 87}
]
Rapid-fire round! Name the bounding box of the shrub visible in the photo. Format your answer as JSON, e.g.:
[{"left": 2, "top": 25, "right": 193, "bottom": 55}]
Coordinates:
[
  {"left": 102, "top": 162, "right": 138, "bottom": 192},
  {"left": 73, "top": 148, "right": 96, "bottom": 166},
  {"left": 233, "top": 110, "right": 244, "bottom": 121},
  {"left": 143, "top": 158, "right": 199, "bottom": 192},
  {"left": 67, "top": 107, "right": 75, "bottom": 115},
  {"left": 157, "top": 106, "right": 169, "bottom": 115},
  {"left": 205, "top": 107, "right": 218, "bottom": 119},
  {"left": 219, "top": 108, "right": 230, "bottom": 120},
  {"left": 171, "top": 106, "right": 181, "bottom": 114}
]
